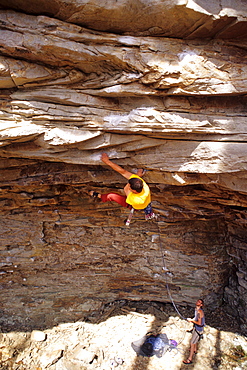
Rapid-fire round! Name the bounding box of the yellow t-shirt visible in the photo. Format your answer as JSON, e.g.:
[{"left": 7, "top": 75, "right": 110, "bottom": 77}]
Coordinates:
[{"left": 126, "top": 174, "right": 151, "bottom": 210}]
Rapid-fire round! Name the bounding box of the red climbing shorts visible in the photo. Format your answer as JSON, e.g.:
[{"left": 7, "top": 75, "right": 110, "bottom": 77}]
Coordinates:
[{"left": 101, "top": 193, "right": 132, "bottom": 209}]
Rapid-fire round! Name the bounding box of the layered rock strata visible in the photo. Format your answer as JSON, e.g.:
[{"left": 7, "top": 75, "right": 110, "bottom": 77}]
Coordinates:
[{"left": 0, "top": 1, "right": 246, "bottom": 333}]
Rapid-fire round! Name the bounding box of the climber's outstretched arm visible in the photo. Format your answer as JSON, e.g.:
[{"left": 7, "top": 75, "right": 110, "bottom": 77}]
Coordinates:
[{"left": 101, "top": 153, "right": 132, "bottom": 180}]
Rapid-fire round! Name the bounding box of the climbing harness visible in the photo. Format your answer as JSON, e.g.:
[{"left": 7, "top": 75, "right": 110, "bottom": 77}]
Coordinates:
[{"left": 125, "top": 205, "right": 157, "bottom": 226}]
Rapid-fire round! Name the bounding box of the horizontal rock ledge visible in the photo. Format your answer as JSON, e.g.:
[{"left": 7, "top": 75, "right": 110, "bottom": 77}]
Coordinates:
[
  {"left": 0, "top": 10, "right": 247, "bottom": 94},
  {"left": 1, "top": 0, "right": 247, "bottom": 38},
  {"left": 0, "top": 140, "right": 246, "bottom": 174}
]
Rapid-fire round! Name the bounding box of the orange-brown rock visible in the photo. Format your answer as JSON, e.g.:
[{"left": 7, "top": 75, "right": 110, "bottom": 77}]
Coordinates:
[{"left": 0, "top": 1, "right": 246, "bottom": 335}]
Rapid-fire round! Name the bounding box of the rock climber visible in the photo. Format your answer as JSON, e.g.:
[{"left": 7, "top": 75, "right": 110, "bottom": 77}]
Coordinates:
[
  {"left": 89, "top": 153, "right": 156, "bottom": 220},
  {"left": 183, "top": 298, "right": 205, "bottom": 365}
]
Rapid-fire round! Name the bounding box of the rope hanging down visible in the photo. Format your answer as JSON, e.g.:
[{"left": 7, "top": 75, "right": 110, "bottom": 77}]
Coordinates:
[
  {"left": 156, "top": 222, "right": 187, "bottom": 321},
  {"left": 125, "top": 208, "right": 186, "bottom": 321}
]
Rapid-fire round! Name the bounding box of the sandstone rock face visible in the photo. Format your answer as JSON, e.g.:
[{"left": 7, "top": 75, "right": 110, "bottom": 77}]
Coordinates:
[
  {"left": 1, "top": 0, "right": 247, "bottom": 38},
  {"left": 0, "top": 1, "right": 246, "bottom": 334}
]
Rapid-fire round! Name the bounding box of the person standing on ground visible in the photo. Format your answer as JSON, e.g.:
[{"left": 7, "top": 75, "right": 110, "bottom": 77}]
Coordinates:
[
  {"left": 89, "top": 153, "right": 156, "bottom": 220},
  {"left": 183, "top": 298, "right": 205, "bottom": 365}
]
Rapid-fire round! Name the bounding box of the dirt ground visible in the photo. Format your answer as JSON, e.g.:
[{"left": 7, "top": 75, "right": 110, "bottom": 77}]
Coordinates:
[{"left": 0, "top": 301, "right": 247, "bottom": 370}]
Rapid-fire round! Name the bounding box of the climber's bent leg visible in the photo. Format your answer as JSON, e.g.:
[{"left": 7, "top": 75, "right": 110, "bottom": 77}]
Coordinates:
[
  {"left": 144, "top": 203, "right": 157, "bottom": 220},
  {"left": 101, "top": 193, "right": 132, "bottom": 209}
]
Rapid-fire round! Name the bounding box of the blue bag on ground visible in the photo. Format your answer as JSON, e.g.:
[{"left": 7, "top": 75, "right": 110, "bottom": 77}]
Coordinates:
[{"left": 131, "top": 333, "right": 171, "bottom": 358}]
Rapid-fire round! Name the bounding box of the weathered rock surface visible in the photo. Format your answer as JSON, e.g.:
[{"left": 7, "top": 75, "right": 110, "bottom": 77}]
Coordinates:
[
  {"left": 0, "top": 0, "right": 246, "bottom": 350},
  {"left": 0, "top": 301, "right": 247, "bottom": 370},
  {"left": 1, "top": 0, "right": 247, "bottom": 39}
]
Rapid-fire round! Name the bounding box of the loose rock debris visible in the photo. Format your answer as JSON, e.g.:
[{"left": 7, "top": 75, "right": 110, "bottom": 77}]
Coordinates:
[{"left": 0, "top": 301, "right": 246, "bottom": 370}]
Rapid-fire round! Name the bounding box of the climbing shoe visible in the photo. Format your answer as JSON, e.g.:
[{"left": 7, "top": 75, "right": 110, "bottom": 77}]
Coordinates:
[{"left": 89, "top": 190, "right": 99, "bottom": 198}]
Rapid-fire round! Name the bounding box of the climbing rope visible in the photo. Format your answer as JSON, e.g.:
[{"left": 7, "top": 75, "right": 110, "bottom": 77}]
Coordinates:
[
  {"left": 156, "top": 221, "right": 187, "bottom": 322},
  {"left": 154, "top": 221, "right": 189, "bottom": 347},
  {"left": 125, "top": 208, "right": 187, "bottom": 320},
  {"left": 125, "top": 208, "right": 189, "bottom": 345}
]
